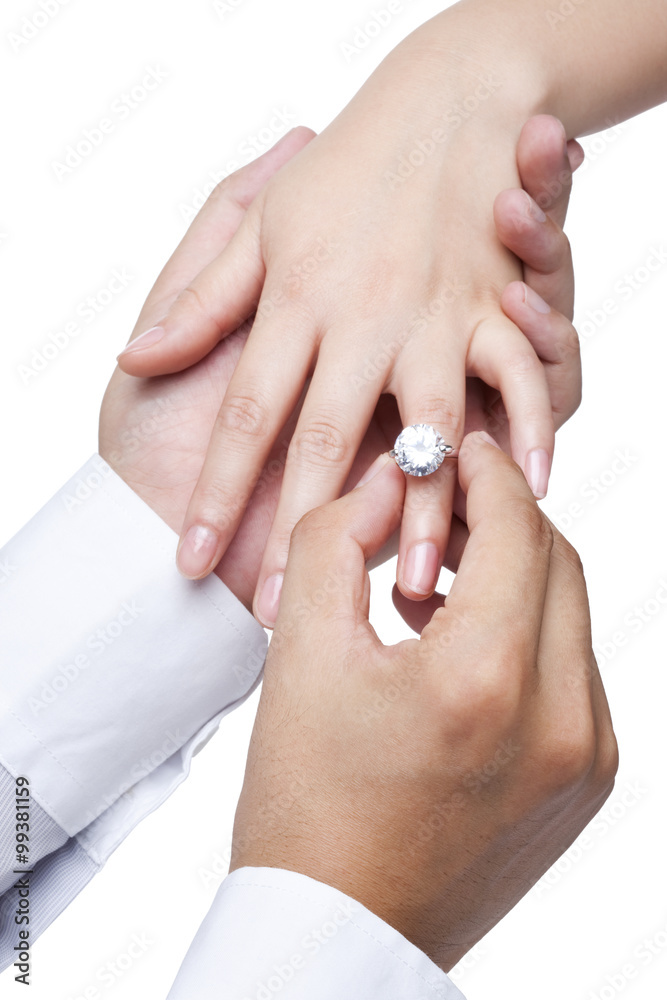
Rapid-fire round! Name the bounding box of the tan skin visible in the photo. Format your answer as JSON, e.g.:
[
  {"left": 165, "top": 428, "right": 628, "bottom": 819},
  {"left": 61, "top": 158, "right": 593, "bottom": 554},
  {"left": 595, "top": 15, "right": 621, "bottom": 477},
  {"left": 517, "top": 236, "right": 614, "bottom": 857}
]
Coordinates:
[{"left": 230, "top": 436, "right": 618, "bottom": 971}]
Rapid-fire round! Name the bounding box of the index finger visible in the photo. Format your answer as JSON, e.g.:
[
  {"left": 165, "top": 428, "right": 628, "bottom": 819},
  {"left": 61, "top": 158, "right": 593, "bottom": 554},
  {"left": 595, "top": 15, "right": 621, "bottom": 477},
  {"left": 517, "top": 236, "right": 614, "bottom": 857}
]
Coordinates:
[{"left": 423, "top": 431, "right": 553, "bottom": 655}]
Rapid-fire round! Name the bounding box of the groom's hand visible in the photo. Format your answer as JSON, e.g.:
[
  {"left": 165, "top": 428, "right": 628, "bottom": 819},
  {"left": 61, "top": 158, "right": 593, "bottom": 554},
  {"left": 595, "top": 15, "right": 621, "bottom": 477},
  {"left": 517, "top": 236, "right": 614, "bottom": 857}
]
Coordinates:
[{"left": 231, "top": 433, "right": 618, "bottom": 970}]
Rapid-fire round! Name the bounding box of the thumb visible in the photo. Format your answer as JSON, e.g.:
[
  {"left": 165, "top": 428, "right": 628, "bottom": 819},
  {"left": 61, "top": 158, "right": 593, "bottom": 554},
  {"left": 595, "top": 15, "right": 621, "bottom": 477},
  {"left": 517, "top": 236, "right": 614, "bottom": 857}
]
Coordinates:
[{"left": 276, "top": 454, "right": 405, "bottom": 633}]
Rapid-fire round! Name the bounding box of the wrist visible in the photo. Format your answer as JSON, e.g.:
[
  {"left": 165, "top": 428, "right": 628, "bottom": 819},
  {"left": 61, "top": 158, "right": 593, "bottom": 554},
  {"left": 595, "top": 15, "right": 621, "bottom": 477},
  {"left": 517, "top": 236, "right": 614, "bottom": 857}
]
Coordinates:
[{"left": 380, "top": 7, "right": 550, "bottom": 140}]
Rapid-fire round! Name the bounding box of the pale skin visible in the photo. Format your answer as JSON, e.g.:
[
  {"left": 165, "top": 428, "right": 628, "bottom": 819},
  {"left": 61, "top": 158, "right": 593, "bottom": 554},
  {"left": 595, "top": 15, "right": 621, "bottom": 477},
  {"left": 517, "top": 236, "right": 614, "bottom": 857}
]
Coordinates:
[
  {"left": 230, "top": 434, "right": 619, "bottom": 971},
  {"left": 104, "top": 116, "right": 582, "bottom": 608},
  {"left": 117, "top": 0, "right": 667, "bottom": 627}
]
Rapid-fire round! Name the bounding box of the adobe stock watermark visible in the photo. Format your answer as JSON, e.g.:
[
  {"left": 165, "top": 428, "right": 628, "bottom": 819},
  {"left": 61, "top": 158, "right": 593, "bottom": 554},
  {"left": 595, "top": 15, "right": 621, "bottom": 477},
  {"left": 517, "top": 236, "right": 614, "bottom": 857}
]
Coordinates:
[
  {"left": 198, "top": 777, "right": 308, "bottom": 890},
  {"left": 103, "top": 396, "right": 178, "bottom": 466},
  {"left": 51, "top": 66, "right": 168, "bottom": 180},
  {"left": 360, "top": 610, "right": 474, "bottom": 725},
  {"left": 406, "top": 738, "right": 521, "bottom": 855},
  {"left": 255, "top": 235, "right": 340, "bottom": 317},
  {"left": 82, "top": 728, "right": 186, "bottom": 826},
  {"left": 0, "top": 554, "right": 17, "bottom": 584},
  {"left": 178, "top": 107, "right": 298, "bottom": 222},
  {"left": 534, "top": 779, "right": 648, "bottom": 897},
  {"left": 553, "top": 447, "right": 639, "bottom": 533},
  {"left": 545, "top": 0, "right": 585, "bottom": 30},
  {"left": 585, "top": 914, "right": 667, "bottom": 1000},
  {"left": 594, "top": 577, "right": 667, "bottom": 671},
  {"left": 529, "top": 119, "right": 627, "bottom": 211},
  {"left": 339, "top": 0, "right": 419, "bottom": 64},
  {"left": 576, "top": 245, "right": 667, "bottom": 348},
  {"left": 27, "top": 597, "right": 144, "bottom": 716},
  {"left": 384, "top": 74, "right": 503, "bottom": 190},
  {"left": 212, "top": 0, "right": 250, "bottom": 16},
  {"left": 64, "top": 932, "right": 153, "bottom": 1000},
  {"left": 352, "top": 290, "right": 468, "bottom": 393},
  {"left": 59, "top": 456, "right": 114, "bottom": 513},
  {"left": 8, "top": 0, "right": 73, "bottom": 53},
  {"left": 190, "top": 436, "right": 291, "bottom": 552},
  {"left": 17, "top": 268, "right": 134, "bottom": 384},
  {"left": 449, "top": 941, "right": 488, "bottom": 984},
  {"left": 241, "top": 901, "right": 357, "bottom": 1000}
]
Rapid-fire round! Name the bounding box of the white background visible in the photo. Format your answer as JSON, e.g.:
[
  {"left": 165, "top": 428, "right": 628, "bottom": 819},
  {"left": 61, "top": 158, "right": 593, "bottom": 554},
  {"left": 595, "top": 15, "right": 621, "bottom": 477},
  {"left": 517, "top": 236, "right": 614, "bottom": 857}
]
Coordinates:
[{"left": 1, "top": 0, "right": 666, "bottom": 997}]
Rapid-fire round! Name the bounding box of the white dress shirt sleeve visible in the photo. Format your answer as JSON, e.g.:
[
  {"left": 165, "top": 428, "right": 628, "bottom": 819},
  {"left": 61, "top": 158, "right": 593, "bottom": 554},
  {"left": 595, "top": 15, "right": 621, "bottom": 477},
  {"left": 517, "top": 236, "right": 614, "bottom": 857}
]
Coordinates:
[
  {"left": 167, "top": 867, "right": 466, "bottom": 999},
  {"left": 0, "top": 456, "right": 468, "bottom": 998},
  {"left": 0, "top": 456, "right": 267, "bottom": 971}
]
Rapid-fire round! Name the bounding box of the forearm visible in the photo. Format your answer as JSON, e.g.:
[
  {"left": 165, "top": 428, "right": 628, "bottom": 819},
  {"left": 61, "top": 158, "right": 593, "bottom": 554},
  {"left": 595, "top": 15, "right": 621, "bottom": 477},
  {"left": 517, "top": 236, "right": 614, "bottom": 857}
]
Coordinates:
[{"left": 407, "top": 0, "right": 667, "bottom": 138}]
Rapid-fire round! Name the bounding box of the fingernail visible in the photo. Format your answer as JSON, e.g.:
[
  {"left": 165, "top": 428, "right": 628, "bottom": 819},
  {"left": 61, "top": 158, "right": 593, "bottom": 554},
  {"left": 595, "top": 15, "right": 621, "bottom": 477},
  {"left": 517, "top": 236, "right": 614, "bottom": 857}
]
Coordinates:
[
  {"left": 477, "top": 431, "right": 501, "bottom": 450},
  {"left": 177, "top": 525, "right": 219, "bottom": 579},
  {"left": 118, "top": 326, "right": 165, "bottom": 357},
  {"left": 353, "top": 453, "right": 391, "bottom": 489},
  {"left": 522, "top": 190, "right": 547, "bottom": 223},
  {"left": 523, "top": 284, "right": 551, "bottom": 315},
  {"left": 402, "top": 542, "right": 439, "bottom": 596},
  {"left": 526, "top": 449, "right": 551, "bottom": 499},
  {"left": 257, "top": 573, "right": 283, "bottom": 628}
]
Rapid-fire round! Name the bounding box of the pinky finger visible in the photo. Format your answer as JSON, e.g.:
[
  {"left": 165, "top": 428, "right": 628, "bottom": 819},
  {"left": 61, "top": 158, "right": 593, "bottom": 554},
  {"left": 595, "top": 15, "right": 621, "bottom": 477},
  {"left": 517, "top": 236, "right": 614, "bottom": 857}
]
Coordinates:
[
  {"left": 468, "top": 317, "right": 555, "bottom": 500},
  {"left": 501, "top": 280, "right": 582, "bottom": 431}
]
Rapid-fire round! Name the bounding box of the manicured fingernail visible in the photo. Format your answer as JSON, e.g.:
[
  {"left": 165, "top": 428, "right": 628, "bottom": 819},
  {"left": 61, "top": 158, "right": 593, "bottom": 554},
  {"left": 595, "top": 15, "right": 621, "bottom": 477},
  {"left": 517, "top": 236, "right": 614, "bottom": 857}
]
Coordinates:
[
  {"left": 402, "top": 542, "right": 439, "bottom": 596},
  {"left": 257, "top": 573, "right": 283, "bottom": 628},
  {"left": 177, "top": 525, "right": 219, "bottom": 579},
  {"left": 523, "top": 284, "right": 551, "bottom": 314},
  {"left": 477, "top": 431, "right": 501, "bottom": 449},
  {"left": 354, "top": 453, "right": 391, "bottom": 489},
  {"left": 522, "top": 190, "right": 547, "bottom": 223},
  {"left": 118, "top": 326, "right": 165, "bottom": 357},
  {"left": 526, "top": 449, "right": 551, "bottom": 499}
]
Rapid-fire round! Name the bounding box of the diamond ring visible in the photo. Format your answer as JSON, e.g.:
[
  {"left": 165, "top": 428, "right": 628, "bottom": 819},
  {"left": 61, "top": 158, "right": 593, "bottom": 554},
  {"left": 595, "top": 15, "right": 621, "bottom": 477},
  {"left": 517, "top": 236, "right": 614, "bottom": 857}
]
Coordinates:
[{"left": 390, "top": 424, "right": 454, "bottom": 477}]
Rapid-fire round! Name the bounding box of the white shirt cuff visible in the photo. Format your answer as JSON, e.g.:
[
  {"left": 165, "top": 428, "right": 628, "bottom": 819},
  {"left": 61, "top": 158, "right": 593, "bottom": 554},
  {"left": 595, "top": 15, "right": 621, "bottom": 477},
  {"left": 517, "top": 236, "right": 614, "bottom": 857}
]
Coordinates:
[
  {"left": 167, "top": 867, "right": 466, "bottom": 999},
  {"left": 0, "top": 456, "right": 267, "bottom": 970}
]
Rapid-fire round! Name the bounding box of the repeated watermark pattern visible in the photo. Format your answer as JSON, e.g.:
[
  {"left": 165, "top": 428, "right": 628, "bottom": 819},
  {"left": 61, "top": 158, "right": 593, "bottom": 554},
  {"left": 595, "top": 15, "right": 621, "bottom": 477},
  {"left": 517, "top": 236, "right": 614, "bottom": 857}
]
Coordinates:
[
  {"left": 51, "top": 67, "right": 169, "bottom": 180},
  {"left": 339, "top": 0, "right": 421, "bottom": 63},
  {"left": 64, "top": 932, "right": 154, "bottom": 999},
  {"left": 178, "top": 107, "right": 298, "bottom": 221},
  {"left": 241, "top": 902, "right": 357, "bottom": 1000},
  {"left": 384, "top": 75, "right": 503, "bottom": 190},
  {"left": 7, "top": 0, "right": 74, "bottom": 53},
  {"left": 553, "top": 447, "right": 639, "bottom": 533},
  {"left": 17, "top": 269, "right": 134, "bottom": 385},
  {"left": 534, "top": 779, "right": 649, "bottom": 897},
  {"left": 584, "top": 914, "right": 667, "bottom": 1000},
  {"left": 578, "top": 245, "right": 667, "bottom": 348},
  {"left": 594, "top": 577, "right": 667, "bottom": 670}
]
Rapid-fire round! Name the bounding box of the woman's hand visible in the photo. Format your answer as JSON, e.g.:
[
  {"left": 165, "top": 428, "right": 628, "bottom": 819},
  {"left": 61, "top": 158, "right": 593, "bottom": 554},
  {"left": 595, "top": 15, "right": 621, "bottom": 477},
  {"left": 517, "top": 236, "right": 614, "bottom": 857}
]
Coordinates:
[{"left": 119, "top": 52, "right": 582, "bottom": 628}]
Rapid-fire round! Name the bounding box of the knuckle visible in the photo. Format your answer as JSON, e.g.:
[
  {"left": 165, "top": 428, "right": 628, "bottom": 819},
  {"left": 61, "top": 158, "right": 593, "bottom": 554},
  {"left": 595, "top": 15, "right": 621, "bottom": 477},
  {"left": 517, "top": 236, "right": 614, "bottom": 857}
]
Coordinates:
[
  {"left": 292, "top": 418, "right": 350, "bottom": 467},
  {"left": 554, "top": 323, "right": 581, "bottom": 364},
  {"left": 504, "top": 347, "right": 543, "bottom": 382},
  {"left": 544, "top": 715, "right": 598, "bottom": 788},
  {"left": 292, "top": 505, "right": 331, "bottom": 543},
  {"left": 597, "top": 727, "right": 620, "bottom": 789},
  {"left": 551, "top": 533, "right": 585, "bottom": 578},
  {"left": 446, "top": 656, "right": 523, "bottom": 736},
  {"left": 176, "top": 284, "right": 219, "bottom": 328},
  {"left": 506, "top": 497, "right": 554, "bottom": 554},
  {"left": 414, "top": 397, "right": 464, "bottom": 441},
  {"left": 216, "top": 393, "right": 268, "bottom": 439},
  {"left": 554, "top": 232, "right": 573, "bottom": 271},
  {"left": 195, "top": 481, "right": 244, "bottom": 531}
]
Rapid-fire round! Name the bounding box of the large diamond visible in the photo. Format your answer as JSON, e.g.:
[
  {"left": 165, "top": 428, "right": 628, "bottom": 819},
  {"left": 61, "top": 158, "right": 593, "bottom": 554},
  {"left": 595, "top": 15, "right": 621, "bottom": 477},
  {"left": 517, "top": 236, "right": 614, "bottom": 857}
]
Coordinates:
[{"left": 393, "top": 424, "right": 448, "bottom": 477}]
